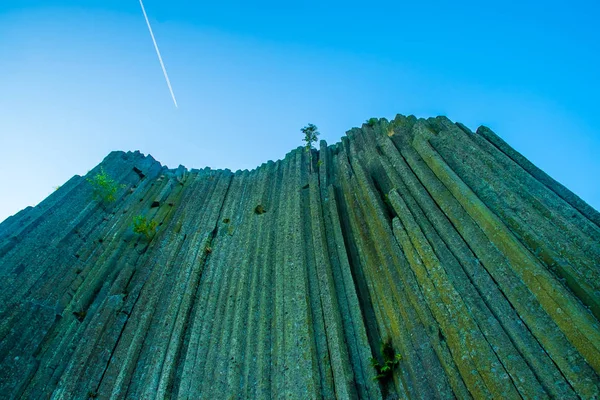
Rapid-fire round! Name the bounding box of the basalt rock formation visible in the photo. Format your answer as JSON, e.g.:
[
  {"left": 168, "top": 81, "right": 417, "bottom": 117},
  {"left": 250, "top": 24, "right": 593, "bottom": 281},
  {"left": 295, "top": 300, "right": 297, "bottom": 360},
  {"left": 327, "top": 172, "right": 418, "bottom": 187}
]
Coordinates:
[{"left": 1, "top": 115, "right": 599, "bottom": 399}]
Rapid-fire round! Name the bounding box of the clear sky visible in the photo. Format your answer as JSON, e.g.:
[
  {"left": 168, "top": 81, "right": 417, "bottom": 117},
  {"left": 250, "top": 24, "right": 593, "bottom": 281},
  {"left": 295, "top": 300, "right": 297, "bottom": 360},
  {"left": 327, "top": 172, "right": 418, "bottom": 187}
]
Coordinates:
[{"left": 0, "top": 0, "right": 599, "bottom": 223}]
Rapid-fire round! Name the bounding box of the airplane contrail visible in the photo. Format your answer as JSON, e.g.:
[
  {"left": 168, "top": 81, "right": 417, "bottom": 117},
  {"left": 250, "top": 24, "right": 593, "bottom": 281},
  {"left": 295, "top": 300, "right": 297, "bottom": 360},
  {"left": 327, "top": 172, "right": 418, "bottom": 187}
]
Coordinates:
[{"left": 139, "top": 0, "right": 178, "bottom": 108}]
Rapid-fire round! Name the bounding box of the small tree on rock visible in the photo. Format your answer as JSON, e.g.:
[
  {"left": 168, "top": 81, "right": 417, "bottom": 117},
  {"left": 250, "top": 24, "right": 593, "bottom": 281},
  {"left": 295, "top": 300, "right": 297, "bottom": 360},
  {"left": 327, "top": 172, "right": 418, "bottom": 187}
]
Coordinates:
[
  {"left": 87, "top": 167, "right": 120, "bottom": 203},
  {"left": 301, "top": 123, "right": 320, "bottom": 173}
]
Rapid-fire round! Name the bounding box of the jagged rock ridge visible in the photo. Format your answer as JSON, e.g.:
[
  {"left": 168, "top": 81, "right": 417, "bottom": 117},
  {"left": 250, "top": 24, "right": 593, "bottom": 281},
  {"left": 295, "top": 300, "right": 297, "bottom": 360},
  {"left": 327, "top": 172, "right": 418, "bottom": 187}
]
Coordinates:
[{"left": 0, "top": 115, "right": 599, "bottom": 399}]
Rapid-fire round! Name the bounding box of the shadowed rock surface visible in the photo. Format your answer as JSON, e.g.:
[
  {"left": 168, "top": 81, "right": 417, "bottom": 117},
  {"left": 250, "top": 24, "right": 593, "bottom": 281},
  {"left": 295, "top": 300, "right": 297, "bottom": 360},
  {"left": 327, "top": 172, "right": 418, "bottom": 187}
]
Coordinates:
[{"left": 0, "top": 114, "right": 599, "bottom": 399}]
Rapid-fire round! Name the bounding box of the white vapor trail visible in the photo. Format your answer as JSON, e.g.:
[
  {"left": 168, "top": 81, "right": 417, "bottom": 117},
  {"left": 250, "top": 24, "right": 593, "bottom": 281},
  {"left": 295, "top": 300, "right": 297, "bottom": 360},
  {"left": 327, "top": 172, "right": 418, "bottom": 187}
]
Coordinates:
[{"left": 139, "top": 0, "right": 178, "bottom": 108}]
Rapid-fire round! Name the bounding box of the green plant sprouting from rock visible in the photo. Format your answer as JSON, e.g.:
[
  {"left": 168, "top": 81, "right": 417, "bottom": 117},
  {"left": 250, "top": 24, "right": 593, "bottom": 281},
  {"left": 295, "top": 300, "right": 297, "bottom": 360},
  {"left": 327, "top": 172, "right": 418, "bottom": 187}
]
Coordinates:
[
  {"left": 366, "top": 117, "right": 378, "bottom": 127},
  {"left": 132, "top": 215, "right": 158, "bottom": 240},
  {"left": 87, "top": 167, "right": 120, "bottom": 203},
  {"left": 301, "top": 123, "right": 320, "bottom": 173},
  {"left": 370, "top": 338, "right": 402, "bottom": 381}
]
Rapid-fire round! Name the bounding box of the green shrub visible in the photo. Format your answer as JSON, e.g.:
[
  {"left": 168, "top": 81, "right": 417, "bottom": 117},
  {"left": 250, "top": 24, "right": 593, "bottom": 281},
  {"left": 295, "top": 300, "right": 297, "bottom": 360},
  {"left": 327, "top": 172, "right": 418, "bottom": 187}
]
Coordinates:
[
  {"left": 87, "top": 167, "right": 120, "bottom": 203},
  {"left": 366, "top": 117, "right": 378, "bottom": 127},
  {"left": 132, "top": 215, "right": 158, "bottom": 239},
  {"left": 370, "top": 338, "right": 401, "bottom": 381}
]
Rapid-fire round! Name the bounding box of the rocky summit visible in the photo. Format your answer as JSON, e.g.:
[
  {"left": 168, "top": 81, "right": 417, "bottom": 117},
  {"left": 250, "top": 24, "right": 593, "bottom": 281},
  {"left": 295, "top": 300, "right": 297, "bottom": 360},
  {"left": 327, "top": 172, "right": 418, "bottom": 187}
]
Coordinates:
[{"left": 0, "top": 115, "right": 599, "bottom": 399}]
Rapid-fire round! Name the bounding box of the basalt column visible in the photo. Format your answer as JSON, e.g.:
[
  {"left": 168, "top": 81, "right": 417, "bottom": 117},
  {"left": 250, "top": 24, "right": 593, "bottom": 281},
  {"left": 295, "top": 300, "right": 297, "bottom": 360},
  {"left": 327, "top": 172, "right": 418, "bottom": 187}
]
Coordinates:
[{"left": 0, "top": 115, "right": 598, "bottom": 399}]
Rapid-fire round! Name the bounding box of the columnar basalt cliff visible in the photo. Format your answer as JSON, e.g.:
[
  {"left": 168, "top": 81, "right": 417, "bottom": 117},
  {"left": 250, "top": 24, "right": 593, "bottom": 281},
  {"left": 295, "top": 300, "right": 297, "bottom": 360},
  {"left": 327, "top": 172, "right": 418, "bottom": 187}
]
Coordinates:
[{"left": 1, "top": 115, "right": 599, "bottom": 399}]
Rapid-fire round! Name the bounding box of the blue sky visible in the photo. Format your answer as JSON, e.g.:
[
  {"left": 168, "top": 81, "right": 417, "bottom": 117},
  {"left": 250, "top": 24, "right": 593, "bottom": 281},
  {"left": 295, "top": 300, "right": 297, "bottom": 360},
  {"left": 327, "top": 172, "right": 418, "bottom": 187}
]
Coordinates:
[{"left": 0, "top": 0, "right": 599, "bottom": 222}]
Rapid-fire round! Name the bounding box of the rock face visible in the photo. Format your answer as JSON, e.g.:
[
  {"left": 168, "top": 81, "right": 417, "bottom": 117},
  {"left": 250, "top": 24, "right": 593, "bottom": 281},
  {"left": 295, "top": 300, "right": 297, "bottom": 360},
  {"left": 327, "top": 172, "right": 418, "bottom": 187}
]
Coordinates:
[{"left": 0, "top": 115, "right": 599, "bottom": 399}]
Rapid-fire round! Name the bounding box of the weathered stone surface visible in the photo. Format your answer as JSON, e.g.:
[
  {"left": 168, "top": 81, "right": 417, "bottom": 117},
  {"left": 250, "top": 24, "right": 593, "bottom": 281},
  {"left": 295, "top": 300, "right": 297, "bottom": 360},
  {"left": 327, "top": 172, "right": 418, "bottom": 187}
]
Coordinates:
[{"left": 0, "top": 115, "right": 599, "bottom": 399}]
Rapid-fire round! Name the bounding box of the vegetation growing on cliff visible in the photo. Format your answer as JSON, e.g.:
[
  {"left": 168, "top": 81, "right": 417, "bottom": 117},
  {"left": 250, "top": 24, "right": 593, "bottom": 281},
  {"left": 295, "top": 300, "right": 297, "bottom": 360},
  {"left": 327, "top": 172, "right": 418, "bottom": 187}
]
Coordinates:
[
  {"left": 370, "top": 338, "right": 401, "bottom": 382},
  {"left": 366, "top": 117, "right": 378, "bottom": 127},
  {"left": 87, "top": 167, "right": 120, "bottom": 203},
  {"left": 301, "top": 123, "right": 320, "bottom": 172},
  {"left": 301, "top": 123, "right": 319, "bottom": 150},
  {"left": 132, "top": 215, "right": 157, "bottom": 240}
]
